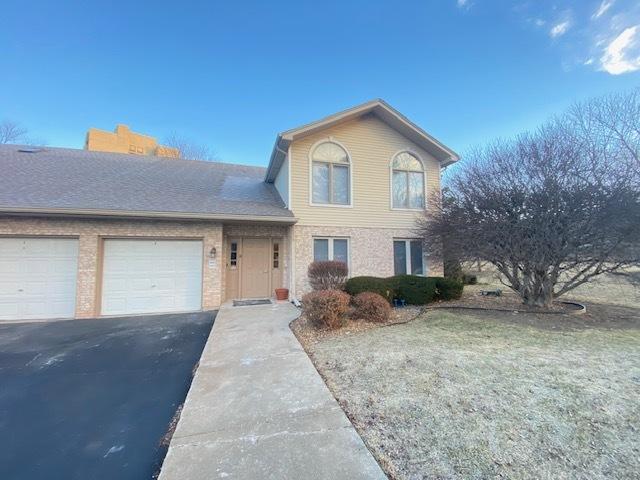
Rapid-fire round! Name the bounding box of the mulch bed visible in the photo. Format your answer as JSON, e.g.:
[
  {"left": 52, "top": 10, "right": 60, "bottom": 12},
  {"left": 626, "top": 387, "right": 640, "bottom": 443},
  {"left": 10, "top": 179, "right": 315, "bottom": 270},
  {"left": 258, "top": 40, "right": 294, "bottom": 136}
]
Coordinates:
[
  {"left": 291, "top": 286, "right": 640, "bottom": 347},
  {"left": 291, "top": 305, "right": 423, "bottom": 347}
]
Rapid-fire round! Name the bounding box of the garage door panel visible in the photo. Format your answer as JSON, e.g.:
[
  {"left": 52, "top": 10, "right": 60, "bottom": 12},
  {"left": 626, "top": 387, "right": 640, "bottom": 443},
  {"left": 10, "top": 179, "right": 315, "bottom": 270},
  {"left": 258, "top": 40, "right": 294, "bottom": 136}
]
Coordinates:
[
  {"left": 0, "top": 259, "right": 20, "bottom": 274},
  {"left": 0, "top": 302, "right": 20, "bottom": 317},
  {"left": 0, "top": 238, "right": 78, "bottom": 321},
  {"left": 101, "top": 240, "right": 203, "bottom": 316},
  {"left": 103, "top": 258, "right": 129, "bottom": 275}
]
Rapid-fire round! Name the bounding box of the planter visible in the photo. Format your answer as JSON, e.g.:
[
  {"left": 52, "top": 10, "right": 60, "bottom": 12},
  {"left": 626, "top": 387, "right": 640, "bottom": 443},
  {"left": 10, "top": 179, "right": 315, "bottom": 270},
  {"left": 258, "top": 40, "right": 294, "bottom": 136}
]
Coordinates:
[{"left": 275, "top": 288, "right": 289, "bottom": 301}]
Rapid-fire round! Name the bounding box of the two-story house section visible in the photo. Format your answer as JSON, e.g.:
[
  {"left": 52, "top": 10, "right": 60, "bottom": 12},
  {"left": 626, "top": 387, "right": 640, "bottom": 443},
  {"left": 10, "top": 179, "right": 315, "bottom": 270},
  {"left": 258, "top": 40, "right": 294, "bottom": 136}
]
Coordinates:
[
  {"left": 0, "top": 100, "right": 457, "bottom": 321},
  {"left": 265, "top": 99, "right": 459, "bottom": 297}
]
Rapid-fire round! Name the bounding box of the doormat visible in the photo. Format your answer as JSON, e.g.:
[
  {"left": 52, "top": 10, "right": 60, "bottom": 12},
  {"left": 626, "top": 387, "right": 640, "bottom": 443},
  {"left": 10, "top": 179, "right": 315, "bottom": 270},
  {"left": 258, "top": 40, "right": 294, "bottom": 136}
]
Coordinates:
[{"left": 233, "top": 299, "right": 272, "bottom": 307}]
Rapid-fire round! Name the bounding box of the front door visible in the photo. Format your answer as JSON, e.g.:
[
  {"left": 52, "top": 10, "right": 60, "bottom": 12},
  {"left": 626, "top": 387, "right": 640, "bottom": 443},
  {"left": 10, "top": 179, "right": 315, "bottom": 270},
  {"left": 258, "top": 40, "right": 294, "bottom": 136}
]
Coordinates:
[{"left": 240, "top": 238, "right": 271, "bottom": 298}]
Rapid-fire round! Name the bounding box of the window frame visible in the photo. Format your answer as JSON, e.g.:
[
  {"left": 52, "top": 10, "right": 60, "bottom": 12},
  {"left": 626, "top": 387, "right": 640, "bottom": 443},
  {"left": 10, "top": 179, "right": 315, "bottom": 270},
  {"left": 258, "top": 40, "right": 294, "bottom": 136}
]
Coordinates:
[
  {"left": 389, "top": 150, "right": 426, "bottom": 211},
  {"left": 393, "top": 238, "right": 426, "bottom": 276},
  {"left": 312, "top": 237, "right": 350, "bottom": 269},
  {"left": 308, "top": 138, "right": 353, "bottom": 208}
]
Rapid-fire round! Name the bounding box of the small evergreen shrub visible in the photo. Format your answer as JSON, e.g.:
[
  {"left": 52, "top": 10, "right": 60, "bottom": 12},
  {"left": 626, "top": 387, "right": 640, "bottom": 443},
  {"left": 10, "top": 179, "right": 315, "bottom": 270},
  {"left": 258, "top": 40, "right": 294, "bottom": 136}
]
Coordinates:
[
  {"left": 345, "top": 275, "right": 465, "bottom": 305},
  {"left": 462, "top": 273, "right": 478, "bottom": 285},
  {"left": 351, "top": 292, "right": 391, "bottom": 323},
  {"left": 302, "top": 290, "right": 350, "bottom": 329},
  {"left": 344, "top": 276, "right": 395, "bottom": 303},
  {"left": 389, "top": 275, "right": 438, "bottom": 305},
  {"left": 434, "top": 277, "right": 464, "bottom": 300},
  {"left": 307, "top": 261, "right": 349, "bottom": 291}
]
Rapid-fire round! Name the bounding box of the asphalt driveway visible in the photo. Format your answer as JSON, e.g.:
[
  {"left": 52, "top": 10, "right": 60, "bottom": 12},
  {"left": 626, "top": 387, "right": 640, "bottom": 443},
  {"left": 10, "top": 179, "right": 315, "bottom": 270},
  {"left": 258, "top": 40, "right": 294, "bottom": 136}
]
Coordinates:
[{"left": 0, "top": 311, "right": 215, "bottom": 480}]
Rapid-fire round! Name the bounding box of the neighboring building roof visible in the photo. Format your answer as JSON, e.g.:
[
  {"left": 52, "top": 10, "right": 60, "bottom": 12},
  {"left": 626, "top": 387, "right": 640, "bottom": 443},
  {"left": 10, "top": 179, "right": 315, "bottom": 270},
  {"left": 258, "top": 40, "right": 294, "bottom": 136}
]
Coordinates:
[
  {"left": 265, "top": 99, "right": 460, "bottom": 182},
  {"left": 0, "top": 145, "right": 295, "bottom": 223}
]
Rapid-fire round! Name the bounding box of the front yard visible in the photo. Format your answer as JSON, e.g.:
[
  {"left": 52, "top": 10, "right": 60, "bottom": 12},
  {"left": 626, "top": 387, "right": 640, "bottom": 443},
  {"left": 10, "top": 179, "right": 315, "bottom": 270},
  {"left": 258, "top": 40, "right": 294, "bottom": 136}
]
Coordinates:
[{"left": 298, "top": 298, "right": 640, "bottom": 479}]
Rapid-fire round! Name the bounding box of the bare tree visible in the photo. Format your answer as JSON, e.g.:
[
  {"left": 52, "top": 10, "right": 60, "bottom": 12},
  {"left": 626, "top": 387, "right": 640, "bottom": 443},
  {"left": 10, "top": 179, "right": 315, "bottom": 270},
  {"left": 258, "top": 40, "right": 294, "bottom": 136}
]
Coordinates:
[
  {"left": 0, "top": 120, "right": 28, "bottom": 144},
  {"left": 163, "top": 133, "right": 218, "bottom": 161},
  {"left": 567, "top": 88, "right": 640, "bottom": 183},
  {"left": 0, "top": 120, "right": 47, "bottom": 146},
  {"left": 418, "top": 103, "right": 640, "bottom": 308}
]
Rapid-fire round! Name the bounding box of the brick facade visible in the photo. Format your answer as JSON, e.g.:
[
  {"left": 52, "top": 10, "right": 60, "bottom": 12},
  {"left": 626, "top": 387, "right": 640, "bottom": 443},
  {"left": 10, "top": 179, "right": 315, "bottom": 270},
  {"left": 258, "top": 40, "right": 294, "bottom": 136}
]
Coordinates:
[
  {"left": 0, "top": 217, "right": 443, "bottom": 318},
  {"left": 0, "top": 216, "right": 223, "bottom": 318},
  {"left": 291, "top": 225, "right": 443, "bottom": 297}
]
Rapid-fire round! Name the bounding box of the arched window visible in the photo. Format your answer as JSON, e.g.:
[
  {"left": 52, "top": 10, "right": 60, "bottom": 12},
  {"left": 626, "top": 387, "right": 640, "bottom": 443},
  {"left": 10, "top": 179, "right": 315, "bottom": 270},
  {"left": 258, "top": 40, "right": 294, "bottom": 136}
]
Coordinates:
[
  {"left": 392, "top": 151, "right": 424, "bottom": 209},
  {"left": 311, "top": 141, "right": 350, "bottom": 205}
]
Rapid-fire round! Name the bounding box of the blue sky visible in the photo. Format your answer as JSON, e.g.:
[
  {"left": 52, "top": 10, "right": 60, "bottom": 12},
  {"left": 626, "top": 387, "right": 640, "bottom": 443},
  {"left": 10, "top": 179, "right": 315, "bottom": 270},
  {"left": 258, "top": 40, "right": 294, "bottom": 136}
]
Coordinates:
[{"left": 1, "top": 0, "right": 639, "bottom": 166}]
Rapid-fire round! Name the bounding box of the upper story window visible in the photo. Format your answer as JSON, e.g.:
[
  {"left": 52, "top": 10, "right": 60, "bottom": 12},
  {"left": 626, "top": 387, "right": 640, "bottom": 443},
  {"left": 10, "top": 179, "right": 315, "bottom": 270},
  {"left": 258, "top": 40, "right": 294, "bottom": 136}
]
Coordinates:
[
  {"left": 392, "top": 151, "right": 425, "bottom": 209},
  {"left": 311, "top": 141, "right": 350, "bottom": 205}
]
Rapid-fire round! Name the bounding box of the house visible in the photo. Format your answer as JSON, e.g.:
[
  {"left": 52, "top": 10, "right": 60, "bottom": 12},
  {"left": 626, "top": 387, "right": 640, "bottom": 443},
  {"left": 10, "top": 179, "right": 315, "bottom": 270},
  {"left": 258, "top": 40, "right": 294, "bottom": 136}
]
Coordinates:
[
  {"left": 0, "top": 100, "right": 458, "bottom": 321},
  {"left": 85, "top": 124, "right": 180, "bottom": 158}
]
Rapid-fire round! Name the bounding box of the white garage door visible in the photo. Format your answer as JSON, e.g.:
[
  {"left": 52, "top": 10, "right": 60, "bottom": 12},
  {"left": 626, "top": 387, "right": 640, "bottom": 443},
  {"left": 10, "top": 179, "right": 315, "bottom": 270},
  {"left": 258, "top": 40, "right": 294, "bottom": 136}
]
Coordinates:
[
  {"left": 0, "top": 238, "right": 79, "bottom": 321},
  {"left": 101, "top": 239, "right": 203, "bottom": 316}
]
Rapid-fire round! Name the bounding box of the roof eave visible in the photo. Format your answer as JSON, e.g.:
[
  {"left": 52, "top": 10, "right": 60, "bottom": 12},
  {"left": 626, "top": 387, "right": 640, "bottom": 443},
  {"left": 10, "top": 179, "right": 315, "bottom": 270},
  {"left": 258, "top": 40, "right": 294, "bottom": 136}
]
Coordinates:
[{"left": 0, "top": 206, "right": 298, "bottom": 224}]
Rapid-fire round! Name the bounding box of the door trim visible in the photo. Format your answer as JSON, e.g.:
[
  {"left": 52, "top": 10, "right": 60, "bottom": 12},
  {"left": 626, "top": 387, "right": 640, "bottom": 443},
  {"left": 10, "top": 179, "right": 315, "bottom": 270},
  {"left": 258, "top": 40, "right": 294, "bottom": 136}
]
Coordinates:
[{"left": 225, "top": 237, "right": 283, "bottom": 300}]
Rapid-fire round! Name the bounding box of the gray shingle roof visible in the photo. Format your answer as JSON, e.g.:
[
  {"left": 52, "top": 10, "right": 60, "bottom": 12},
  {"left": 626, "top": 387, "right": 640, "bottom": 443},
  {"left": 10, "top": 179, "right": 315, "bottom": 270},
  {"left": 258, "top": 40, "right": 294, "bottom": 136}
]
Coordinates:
[{"left": 0, "top": 145, "right": 294, "bottom": 220}]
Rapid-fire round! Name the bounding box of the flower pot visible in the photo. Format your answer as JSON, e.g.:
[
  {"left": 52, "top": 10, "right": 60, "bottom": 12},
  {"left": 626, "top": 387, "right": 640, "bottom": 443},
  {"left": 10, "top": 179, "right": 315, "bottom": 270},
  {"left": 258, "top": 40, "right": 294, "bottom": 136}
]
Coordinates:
[{"left": 275, "top": 288, "right": 289, "bottom": 301}]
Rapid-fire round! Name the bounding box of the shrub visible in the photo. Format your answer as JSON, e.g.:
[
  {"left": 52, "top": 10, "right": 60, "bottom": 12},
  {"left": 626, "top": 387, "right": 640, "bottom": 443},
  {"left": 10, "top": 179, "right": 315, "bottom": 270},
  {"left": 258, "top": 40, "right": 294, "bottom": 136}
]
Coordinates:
[
  {"left": 444, "top": 254, "right": 463, "bottom": 282},
  {"left": 434, "top": 277, "right": 464, "bottom": 300},
  {"left": 389, "top": 275, "right": 438, "bottom": 305},
  {"left": 346, "top": 275, "right": 464, "bottom": 305},
  {"left": 307, "top": 261, "right": 349, "bottom": 291},
  {"left": 351, "top": 292, "right": 391, "bottom": 323},
  {"left": 344, "top": 276, "right": 395, "bottom": 303},
  {"left": 462, "top": 273, "right": 478, "bottom": 285},
  {"left": 302, "top": 290, "right": 350, "bottom": 329}
]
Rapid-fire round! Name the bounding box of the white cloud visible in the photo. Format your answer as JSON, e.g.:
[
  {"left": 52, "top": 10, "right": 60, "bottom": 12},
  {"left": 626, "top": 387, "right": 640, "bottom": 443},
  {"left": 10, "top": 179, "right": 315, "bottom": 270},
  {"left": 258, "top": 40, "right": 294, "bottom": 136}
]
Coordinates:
[
  {"left": 457, "top": 0, "right": 470, "bottom": 9},
  {"left": 592, "top": 1, "right": 614, "bottom": 20},
  {"left": 600, "top": 25, "right": 640, "bottom": 74},
  {"left": 550, "top": 21, "right": 571, "bottom": 38},
  {"left": 534, "top": 19, "right": 546, "bottom": 27}
]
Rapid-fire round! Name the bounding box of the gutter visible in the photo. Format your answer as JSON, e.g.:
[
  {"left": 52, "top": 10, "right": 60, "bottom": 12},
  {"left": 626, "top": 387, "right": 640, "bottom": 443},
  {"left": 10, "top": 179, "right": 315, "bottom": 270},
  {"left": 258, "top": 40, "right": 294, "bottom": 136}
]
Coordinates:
[
  {"left": 264, "top": 136, "right": 289, "bottom": 183},
  {"left": 0, "top": 206, "right": 298, "bottom": 224}
]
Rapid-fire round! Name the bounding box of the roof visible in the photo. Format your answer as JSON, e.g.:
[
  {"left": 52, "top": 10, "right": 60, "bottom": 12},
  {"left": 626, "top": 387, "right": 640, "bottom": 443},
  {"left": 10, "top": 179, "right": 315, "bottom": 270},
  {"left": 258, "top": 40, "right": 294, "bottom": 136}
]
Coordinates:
[
  {"left": 265, "top": 99, "right": 459, "bottom": 182},
  {"left": 0, "top": 145, "right": 295, "bottom": 223}
]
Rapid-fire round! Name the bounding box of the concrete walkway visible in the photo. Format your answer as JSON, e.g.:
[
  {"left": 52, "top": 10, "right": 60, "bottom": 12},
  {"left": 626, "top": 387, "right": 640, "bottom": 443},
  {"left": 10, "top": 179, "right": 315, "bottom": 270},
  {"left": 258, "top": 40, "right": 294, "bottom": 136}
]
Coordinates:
[{"left": 159, "top": 302, "right": 387, "bottom": 480}]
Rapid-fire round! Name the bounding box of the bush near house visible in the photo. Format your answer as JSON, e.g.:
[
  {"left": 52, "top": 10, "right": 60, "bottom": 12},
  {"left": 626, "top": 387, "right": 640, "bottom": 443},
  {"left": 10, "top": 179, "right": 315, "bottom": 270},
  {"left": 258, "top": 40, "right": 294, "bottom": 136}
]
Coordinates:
[
  {"left": 389, "top": 275, "right": 438, "bottom": 305},
  {"left": 345, "top": 275, "right": 463, "bottom": 305},
  {"left": 302, "top": 290, "right": 351, "bottom": 329},
  {"left": 351, "top": 292, "right": 391, "bottom": 323},
  {"left": 434, "top": 277, "right": 464, "bottom": 300},
  {"left": 307, "top": 261, "right": 349, "bottom": 291},
  {"left": 462, "top": 273, "right": 478, "bottom": 285},
  {"left": 343, "top": 276, "right": 395, "bottom": 302}
]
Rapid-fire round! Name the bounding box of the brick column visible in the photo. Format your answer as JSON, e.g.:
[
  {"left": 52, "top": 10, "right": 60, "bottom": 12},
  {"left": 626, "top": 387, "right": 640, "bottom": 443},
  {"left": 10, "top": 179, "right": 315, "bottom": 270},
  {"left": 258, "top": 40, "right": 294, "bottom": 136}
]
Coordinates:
[
  {"left": 202, "top": 227, "right": 223, "bottom": 309},
  {"left": 75, "top": 234, "right": 100, "bottom": 318}
]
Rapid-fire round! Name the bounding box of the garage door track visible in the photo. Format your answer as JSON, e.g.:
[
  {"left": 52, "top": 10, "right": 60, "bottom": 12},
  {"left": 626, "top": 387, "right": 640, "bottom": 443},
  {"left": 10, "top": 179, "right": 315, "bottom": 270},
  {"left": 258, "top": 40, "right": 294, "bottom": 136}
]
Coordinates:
[{"left": 0, "top": 311, "right": 215, "bottom": 480}]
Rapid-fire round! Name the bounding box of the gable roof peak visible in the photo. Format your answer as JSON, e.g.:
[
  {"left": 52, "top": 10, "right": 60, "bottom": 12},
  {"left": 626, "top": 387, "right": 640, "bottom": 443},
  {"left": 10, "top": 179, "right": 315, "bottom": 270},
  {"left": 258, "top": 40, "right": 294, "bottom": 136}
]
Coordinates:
[{"left": 265, "top": 99, "right": 459, "bottom": 182}]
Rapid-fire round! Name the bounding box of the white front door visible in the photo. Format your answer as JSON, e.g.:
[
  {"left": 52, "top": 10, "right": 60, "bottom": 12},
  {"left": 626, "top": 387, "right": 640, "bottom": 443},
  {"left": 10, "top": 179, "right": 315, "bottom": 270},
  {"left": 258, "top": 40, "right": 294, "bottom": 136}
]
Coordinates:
[
  {"left": 101, "top": 239, "right": 203, "bottom": 316},
  {"left": 0, "top": 238, "right": 79, "bottom": 321}
]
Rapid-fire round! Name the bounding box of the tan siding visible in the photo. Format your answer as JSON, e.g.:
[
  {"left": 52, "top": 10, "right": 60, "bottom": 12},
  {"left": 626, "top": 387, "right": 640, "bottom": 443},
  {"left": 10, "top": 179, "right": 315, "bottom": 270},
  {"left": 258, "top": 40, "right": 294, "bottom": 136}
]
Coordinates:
[{"left": 289, "top": 115, "right": 441, "bottom": 228}]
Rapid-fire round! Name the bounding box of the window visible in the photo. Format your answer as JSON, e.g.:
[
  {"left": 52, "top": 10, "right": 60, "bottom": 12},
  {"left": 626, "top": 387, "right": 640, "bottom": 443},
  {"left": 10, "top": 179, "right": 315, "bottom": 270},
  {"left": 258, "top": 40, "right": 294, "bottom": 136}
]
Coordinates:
[
  {"left": 393, "top": 240, "right": 424, "bottom": 275},
  {"left": 229, "top": 241, "right": 238, "bottom": 268},
  {"left": 311, "top": 142, "right": 350, "bottom": 205},
  {"left": 313, "top": 238, "right": 349, "bottom": 266},
  {"left": 392, "top": 152, "right": 424, "bottom": 209},
  {"left": 273, "top": 242, "right": 279, "bottom": 269}
]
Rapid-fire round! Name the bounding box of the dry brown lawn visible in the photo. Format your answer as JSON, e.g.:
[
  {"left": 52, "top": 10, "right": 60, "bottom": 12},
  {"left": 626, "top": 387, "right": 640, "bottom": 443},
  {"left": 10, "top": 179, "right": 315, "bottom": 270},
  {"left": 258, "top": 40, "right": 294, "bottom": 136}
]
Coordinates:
[{"left": 297, "top": 274, "right": 640, "bottom": 479}]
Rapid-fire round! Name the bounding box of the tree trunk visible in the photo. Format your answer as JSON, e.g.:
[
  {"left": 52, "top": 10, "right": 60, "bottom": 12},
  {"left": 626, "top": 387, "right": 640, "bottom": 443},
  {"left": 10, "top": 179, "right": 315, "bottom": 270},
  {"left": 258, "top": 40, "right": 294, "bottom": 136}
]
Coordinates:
[{"left": 521, "top": 271, "right": 554, "bottom": 308}]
